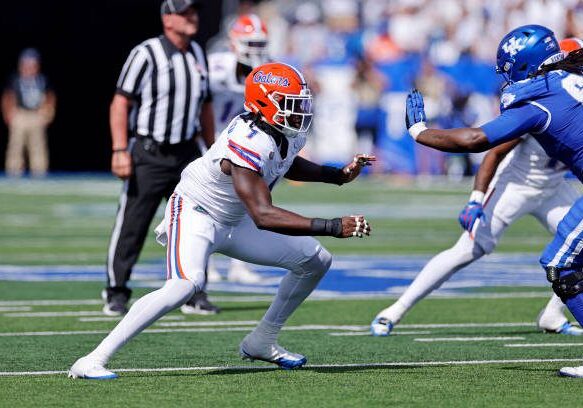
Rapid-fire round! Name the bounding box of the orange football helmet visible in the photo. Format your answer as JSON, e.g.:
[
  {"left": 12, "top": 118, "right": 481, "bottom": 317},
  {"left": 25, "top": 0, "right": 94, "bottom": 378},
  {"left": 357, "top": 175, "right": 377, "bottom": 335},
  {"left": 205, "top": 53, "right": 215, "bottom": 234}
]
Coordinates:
[
  {"left": 229, "top": 14, "right": 269, "bottom": 68},
  {"left": 560, "top": 37, "right": 583, "bottom": 54},
  {"left": 244, "top": 62, "right": 313, "bottom": 136}
]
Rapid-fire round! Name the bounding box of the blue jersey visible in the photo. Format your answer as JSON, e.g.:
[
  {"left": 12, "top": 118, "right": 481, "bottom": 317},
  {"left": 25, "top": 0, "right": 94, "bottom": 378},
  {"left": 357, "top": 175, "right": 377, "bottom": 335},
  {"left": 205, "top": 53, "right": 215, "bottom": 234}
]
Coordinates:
[{"left": 481, "top": 71, "right": 583, "bottom": 181}]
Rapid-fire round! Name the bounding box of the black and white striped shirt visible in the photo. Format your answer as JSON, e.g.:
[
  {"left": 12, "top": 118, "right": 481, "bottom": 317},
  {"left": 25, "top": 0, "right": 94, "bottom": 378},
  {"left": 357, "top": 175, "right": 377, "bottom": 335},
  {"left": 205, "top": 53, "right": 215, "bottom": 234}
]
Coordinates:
[{"left": 116, "top": 35, "right": 212, "bottom": 144}]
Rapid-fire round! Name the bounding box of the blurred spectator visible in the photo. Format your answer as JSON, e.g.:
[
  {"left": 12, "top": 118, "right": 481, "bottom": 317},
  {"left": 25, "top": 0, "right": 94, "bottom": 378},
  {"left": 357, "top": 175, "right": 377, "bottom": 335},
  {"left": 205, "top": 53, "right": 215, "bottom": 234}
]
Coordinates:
[
  {"left": 438, "top": 90, "right": 479, "bottom": 180},
  {"left": 352, "top": 56, "right": 385, "bottom": 155},
  {"left": 2, "top": 48, "right": 56, "bottom": 177},
  {"left": 254, "top": 0, "right": 583, "bottom": 176},
  {"left": 286, "top": 2, "right": 328, "bottom": 65}
]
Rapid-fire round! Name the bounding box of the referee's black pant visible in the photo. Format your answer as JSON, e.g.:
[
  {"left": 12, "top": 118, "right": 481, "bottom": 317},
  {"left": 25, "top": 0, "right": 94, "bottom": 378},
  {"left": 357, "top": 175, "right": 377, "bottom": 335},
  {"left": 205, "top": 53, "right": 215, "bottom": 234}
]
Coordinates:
[{"left": 105, "top": 137, "right": 201, "bottom": 298}]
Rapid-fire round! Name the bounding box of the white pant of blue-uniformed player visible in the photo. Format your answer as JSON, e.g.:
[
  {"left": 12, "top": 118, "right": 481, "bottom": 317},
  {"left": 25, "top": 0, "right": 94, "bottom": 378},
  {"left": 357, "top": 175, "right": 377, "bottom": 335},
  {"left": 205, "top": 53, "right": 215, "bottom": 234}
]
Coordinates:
[
  {"left": 372, "top": 179, "right": 582, "bottom": 337},
  {"left": 69, "top": 193, "right": 331, "bottom": 379}
]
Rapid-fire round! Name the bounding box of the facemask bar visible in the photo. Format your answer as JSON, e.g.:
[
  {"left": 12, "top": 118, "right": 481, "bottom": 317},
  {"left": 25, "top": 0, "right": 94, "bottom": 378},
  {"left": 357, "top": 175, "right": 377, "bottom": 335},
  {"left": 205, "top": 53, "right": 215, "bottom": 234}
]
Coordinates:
[{"left": 269, "top": 88, "right": 313, "bottom": 135}]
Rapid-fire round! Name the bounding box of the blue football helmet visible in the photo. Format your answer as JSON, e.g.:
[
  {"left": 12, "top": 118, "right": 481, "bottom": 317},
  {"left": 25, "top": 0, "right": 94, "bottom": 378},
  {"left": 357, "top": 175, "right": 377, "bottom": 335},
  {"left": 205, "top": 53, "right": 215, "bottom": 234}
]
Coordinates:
[{"left": 496, "top": 24, "right": 562, "bottom": 84}]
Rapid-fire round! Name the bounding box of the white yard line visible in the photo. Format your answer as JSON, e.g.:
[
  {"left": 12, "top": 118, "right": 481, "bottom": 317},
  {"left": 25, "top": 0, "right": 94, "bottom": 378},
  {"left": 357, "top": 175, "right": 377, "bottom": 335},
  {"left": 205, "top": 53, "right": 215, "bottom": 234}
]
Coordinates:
[
  {"left": 79, "top": 315, "right": 186, "bottom": 323},
  {"left": 505, "top": 343, "right": 583, "bottom": 348},
  {"left": 5, "top": 311, "right": 108, "bottom": 317},
  {"left": 414, "top": 336, "right": 525, "bottom": 342},
  {"left": 400, "top": 322, "right": 534, "bottom": 329},
  {"left": 329, "top": 331, "right": 432, "bottom": 336},
  {"left": 0, "top": 300, "right": 103, "bottom": 307},
  {"left": 157, "top": 320, "right": 259, "bottom": 327},
  {"left": 0, "top": 307, "right": 31, "bottom": 312},
  {"left": 0, "top": 325, "right": 365, "bottom": 337},
  {"left": 2, "top": 358, "right": 582, "bottom": 377},
  {"left": 0, "top": 322, "right": 538, "bottom": 337},
  {"left": 0, "top": 292, "right": 555, "bottom": 308}
]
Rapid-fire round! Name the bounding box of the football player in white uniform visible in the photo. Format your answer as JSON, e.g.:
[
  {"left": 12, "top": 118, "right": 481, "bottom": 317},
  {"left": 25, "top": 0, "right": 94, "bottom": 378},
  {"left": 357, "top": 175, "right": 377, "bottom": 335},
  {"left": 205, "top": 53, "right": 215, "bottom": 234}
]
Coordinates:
[
  {"left": 371, "top": 38, "right": 583, "bottom": 337},
  {"left": 371, "top": 135, "right": 582, "bottom": 336},
  {"left": 69, "top": 62, "right": 374, "bottom": 379},
  {"left": 196, "top": 13, "right": 271, "bottom": 287}
]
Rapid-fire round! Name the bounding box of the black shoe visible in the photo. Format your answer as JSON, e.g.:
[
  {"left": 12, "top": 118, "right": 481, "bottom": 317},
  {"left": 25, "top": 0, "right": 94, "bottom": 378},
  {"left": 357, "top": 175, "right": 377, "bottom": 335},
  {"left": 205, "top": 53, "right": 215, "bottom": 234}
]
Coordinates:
[
  {"left": 180, "top": 292, "right": 221, "bottom": 315},
  {"left": 102, "top": 287, "right": 131, "bottom": 316}
]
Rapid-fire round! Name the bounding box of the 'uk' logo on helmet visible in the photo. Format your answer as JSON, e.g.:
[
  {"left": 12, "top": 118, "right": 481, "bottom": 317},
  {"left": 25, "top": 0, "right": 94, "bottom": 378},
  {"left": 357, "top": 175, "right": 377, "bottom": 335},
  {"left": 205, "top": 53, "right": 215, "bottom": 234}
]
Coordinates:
[
  {"left": 502, "top": 37, "right": 527, "bottom": 56},
  {"left": 252, "top": 71, "right": 290, "bottom": 87}
]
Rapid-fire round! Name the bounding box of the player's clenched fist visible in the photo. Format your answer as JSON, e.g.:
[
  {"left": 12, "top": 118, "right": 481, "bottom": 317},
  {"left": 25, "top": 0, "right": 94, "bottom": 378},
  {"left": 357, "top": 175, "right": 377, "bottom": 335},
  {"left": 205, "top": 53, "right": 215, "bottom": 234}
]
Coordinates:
[{"left": 340, "top": 215, "right": 371, "bottom": 238}]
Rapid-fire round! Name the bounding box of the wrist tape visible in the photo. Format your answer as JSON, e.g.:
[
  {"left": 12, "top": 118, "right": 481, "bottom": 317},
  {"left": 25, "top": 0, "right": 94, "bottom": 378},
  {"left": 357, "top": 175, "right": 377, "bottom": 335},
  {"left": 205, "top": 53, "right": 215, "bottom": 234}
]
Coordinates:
[
  {"left": 408, "top": 122, "right": 427, "bottom": 140},
  {"left": 469, "top": 190, "right": 485, "bottom": 204},
  {"left": 311, "top": 218, "right": 343, "bottom": 237}
]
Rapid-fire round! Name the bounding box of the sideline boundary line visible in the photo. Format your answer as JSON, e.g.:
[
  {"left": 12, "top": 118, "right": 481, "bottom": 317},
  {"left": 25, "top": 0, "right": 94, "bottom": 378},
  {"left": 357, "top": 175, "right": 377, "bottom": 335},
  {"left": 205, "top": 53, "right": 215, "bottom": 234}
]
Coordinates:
[{"left": 2, "top": 358, "right": 582, "bottom": 377}]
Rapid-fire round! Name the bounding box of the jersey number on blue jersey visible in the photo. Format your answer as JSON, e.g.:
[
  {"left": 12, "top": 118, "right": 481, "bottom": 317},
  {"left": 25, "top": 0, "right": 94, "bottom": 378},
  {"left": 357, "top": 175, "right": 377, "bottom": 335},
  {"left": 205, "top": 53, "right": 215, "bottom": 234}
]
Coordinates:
[{"left": 562, "top": 74, "right": 583, "bottom": 103}]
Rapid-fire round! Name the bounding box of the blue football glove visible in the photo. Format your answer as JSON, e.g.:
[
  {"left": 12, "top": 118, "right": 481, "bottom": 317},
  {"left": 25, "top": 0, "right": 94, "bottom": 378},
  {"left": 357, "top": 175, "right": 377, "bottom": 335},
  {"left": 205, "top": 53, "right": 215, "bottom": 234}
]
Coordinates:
[
  {"left": 405, "top": 89, "right": 427, "bottom": 130},
  {"left": 458, "top": 201, "right": 485, "bottom": 232}
]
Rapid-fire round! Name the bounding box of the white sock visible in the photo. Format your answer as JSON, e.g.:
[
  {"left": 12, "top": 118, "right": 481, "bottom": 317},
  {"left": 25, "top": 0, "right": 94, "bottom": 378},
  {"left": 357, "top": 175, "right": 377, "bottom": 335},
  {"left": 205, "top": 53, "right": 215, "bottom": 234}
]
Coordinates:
[
  {"left": 88, "top": 279, "right": 195, "bottom": 365},
  {"left": 537, "top": 294, "right": 567, "bottom": 331},
  {"left": 252, "top": 248, "right": 331, "bottom": 342},
  {"left": 377, "top": 234, "right": 483, "bottom": 324}
]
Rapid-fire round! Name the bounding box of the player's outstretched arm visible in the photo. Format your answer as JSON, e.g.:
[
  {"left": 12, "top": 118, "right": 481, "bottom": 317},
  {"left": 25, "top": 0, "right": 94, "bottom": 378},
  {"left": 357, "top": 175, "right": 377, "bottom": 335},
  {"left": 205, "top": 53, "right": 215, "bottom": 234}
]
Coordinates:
[
  {"left": 284, "top": 155, "right": 376, "bottom": 185},
  {"left": 406, "top": 89, "right": 490, "bottom": 153},
  {"left": 406, "top": 89, "right": 544, "bottom": 153},
  {"left": 228, "top": 161, "right": 371, "bottom": 238}
]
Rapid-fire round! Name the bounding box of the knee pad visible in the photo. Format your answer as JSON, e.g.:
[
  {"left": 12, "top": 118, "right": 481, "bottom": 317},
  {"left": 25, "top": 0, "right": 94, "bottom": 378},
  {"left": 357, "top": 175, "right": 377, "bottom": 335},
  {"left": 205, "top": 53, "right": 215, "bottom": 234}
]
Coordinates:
[
  {"left": 162, "top": 279, "right": 197, "bottom": 305},
  {"left": 546, "top": 267, "right": 583, "bottom": 303},
  {"left": 296, "top": 247, "right": 332, "bottom": 278}
]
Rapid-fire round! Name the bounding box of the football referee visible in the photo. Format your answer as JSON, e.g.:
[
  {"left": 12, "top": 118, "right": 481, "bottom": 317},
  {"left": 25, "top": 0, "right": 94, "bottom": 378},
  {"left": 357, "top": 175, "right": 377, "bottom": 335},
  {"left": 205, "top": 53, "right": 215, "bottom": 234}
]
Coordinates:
[{"left": 104, "top": 0, "right": 218, "bottom": 315}]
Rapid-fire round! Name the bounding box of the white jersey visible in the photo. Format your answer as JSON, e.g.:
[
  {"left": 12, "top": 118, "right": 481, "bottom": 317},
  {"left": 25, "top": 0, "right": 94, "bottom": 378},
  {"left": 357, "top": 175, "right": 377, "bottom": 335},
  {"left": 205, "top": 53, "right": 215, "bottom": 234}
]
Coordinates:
[
  {"left": 494, "top": 134, "right": 568, "bottom": 189},
  {"left": 208, "top": 52, "right": 246, "bottom": 134},
  {"left": 175, "top": 115, "right": 306, "bottom": 225}
]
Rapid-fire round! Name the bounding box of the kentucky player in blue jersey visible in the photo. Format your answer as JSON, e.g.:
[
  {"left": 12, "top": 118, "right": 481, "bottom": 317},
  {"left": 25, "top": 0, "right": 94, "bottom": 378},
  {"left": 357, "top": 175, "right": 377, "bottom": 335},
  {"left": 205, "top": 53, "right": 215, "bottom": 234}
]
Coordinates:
[{"left": 404, "top": 24, "right": 583, "bottom": 378}]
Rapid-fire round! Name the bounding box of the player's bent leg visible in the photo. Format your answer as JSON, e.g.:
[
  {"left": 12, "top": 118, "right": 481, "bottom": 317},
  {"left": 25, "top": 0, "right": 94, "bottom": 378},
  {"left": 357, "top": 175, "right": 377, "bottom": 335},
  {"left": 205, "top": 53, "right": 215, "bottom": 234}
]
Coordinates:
[
  {"left": 540, "top": 198, "right": 583, "bottom": 374},
  {"left": 559, "top": 290, "right": 583, "bottom": 377},
  {"left": 222, "top": 221, "right": 331, "bottom": 369},
  {"left": 239, "top": 247, "right": 332, "bottom": 369},
  {"left": 533, "top": 184, "right": 583, "bottom": 335},
  {"left": 69, "top": 279, "right": 197, "bottom": 379},
  {"left": 372, "top": 232, "right": 485, "bottom": 336}
]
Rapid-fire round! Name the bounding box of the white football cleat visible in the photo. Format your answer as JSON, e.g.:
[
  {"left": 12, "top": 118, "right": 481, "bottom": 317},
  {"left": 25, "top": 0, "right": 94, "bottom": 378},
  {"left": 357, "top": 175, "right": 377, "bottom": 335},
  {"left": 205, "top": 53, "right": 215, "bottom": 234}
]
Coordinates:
[
  {"left": 228, "top": 263, "right": 262, "bottom": 284},
  {"left": 559, "top": 365, "right": 583, "bottom": 378},
  {"left": 370, "top": 317, "right": 394, "bottom": 337},
  {"left": 68, "top": 356, "right": 118, "bottom": 380},
  {"left": 537, "top": 307, "right": 583, "bottom": 336},
  {"left": 239, "top": 335, "right": 307, "bottom": 370}
]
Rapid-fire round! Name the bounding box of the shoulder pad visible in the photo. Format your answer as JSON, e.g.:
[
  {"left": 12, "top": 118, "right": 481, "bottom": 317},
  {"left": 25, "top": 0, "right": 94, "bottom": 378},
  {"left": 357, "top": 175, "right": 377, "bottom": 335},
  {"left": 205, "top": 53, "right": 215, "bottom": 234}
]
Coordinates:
[{"left": 500, "top": 71, "right": 564, "bottom": 110}]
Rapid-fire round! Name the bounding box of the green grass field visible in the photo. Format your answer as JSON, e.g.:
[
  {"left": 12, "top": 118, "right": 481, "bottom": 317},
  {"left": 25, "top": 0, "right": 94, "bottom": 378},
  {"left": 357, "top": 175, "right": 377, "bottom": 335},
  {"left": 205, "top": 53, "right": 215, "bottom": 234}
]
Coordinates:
[{"left": 1, "top": 176, "right": 582, "bottom": 407}]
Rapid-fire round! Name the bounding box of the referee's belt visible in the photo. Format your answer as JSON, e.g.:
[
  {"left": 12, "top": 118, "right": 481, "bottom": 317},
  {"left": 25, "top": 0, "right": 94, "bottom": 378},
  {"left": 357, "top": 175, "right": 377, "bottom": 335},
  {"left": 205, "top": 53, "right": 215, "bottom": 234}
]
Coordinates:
[{"left": 136, "top": 134, "right": 194, "bottom": 146}]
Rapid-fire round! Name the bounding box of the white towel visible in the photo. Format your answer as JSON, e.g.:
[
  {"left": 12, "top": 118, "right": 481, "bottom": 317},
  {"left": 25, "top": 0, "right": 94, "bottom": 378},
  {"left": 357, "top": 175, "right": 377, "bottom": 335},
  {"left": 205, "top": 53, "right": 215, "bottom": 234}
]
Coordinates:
[{"left": 154, "top": 218, "right": 168, "bottom": 246}]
